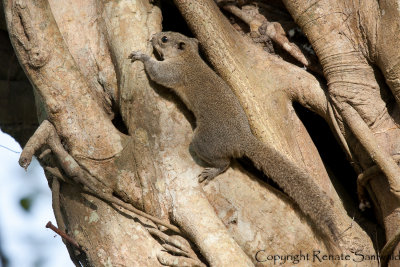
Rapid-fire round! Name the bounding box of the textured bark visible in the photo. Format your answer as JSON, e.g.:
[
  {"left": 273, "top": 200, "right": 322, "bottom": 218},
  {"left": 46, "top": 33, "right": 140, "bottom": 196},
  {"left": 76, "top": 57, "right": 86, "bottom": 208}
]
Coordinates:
[
  {"left": 282, "top": 1, "right": 400, "bottom": 266},
  {"left": 1, "top": 0, "right": 400, "bottom": 266}
]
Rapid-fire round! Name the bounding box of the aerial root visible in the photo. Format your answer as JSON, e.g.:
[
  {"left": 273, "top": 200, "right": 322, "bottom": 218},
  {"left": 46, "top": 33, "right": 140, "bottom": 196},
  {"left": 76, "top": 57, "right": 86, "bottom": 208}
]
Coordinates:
[
  {"left": 20, "top": 120, "right": 182, "bottom": 234},
  {"left": 157, "top": 253, "right": 206, "bottom": 267},
  {"left": 149, "top": 228, "right": 206, "bottom": 266},
  {"left": 332, "top": 101, "right": 400, "bottom": 196},
  {"left": 380, "top": 228, "right": 400, "bottom": 267},
  {"left": 219, "top": 1, "right": 324, "bottom": 74}
]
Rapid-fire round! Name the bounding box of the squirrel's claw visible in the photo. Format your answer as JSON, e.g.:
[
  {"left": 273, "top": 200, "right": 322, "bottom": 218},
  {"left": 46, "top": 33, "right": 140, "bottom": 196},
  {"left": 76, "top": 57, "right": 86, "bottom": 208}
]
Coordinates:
[{"left": 128, "top": 51, "right": 146, "bottom": 62}]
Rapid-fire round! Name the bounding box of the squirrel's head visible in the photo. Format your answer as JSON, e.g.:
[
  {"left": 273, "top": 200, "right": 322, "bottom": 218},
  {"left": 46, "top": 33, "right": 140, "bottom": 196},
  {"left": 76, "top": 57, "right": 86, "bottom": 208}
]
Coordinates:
[{"left": 151, "top": 32, "right": 199, "bottom": 60}]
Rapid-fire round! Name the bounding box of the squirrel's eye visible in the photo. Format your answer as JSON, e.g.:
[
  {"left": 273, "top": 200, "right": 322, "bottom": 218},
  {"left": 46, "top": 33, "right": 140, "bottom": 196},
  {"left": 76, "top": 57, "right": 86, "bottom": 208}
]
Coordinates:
[{"left": 161, "top": 36, "right": 168, "bottom": 43}]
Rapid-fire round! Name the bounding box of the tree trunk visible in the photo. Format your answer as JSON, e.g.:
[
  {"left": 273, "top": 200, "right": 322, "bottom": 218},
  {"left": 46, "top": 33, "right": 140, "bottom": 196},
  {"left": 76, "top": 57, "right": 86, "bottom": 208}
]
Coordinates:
[{"left": 1, "top": 0, "right": 400, "bottom": 266}]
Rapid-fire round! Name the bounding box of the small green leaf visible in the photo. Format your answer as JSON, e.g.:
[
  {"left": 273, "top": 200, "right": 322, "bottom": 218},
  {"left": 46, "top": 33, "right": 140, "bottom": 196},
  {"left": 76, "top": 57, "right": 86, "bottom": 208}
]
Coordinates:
[{"left": 19, "top": 197, "right": 33, "bottom": 212}]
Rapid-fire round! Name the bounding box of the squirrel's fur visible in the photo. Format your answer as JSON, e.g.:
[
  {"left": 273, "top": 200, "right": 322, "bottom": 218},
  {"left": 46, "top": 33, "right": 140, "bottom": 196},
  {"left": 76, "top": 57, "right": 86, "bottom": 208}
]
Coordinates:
[{"left": 129, "top": 31, "right": 340, "bottom": 243}]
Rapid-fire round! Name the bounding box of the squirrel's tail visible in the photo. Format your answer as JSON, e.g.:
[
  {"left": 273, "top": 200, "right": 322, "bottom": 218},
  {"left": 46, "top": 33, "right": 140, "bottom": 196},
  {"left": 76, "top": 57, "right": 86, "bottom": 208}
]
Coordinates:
[{"left": 244, "top": 136, "right": 340, "bottom": 243}]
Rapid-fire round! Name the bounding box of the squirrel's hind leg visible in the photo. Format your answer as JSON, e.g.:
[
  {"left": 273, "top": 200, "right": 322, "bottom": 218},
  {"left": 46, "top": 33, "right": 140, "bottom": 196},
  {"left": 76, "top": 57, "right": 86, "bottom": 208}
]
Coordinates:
[{"left": 190, "top": 129, "right": 232, "bottom": 183}]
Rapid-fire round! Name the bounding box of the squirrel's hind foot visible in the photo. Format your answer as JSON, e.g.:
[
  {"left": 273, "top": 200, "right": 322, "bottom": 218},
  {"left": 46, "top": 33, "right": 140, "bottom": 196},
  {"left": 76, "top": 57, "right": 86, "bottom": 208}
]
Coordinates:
[{"left": 198, "top": 165, "right": 229, "bottom": 183}]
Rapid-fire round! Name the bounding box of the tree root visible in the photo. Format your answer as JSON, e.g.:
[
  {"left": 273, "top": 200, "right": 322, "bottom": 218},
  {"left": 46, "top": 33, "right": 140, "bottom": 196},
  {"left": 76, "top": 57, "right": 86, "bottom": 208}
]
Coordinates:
[
  {"left": 220, "top": 2, "right": 320, "bottom": 72},
  {"left": 332, "top": 101, "right": 400, "bottom": 197},
  {"left": 380, "top": 228, "right": 400, "bottom": 267},
  {"left": 355, "top": 156, "right": 400, "bottom": 211},
  {"left": 49, "top": 176, "right": 83, "bottom": 267},
  {"left": 19, "top": 120, "right": 182, "bottom": 234},
  {"left": 21, "top": 119, "right": 210, "bottom": 266},
  {"left": 157, "top": 253, "right": 206, "bottom": 267},
  {"left": 148, "top": 228, "right": 206, "bottom": 267}
]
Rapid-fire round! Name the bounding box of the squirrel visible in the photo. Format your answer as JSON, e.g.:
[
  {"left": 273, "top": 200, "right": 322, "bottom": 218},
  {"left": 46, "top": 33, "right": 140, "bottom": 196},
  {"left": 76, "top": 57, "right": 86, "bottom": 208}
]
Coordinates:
[{"left": 129, "top": 31, "right": 340, "bottom": 244}]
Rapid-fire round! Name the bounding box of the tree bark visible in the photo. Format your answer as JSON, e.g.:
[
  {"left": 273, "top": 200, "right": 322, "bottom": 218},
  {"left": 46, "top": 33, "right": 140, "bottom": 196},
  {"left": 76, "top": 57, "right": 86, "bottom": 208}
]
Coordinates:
[{"left": 1, "top": 0, "right": 400, "bottom": 266}]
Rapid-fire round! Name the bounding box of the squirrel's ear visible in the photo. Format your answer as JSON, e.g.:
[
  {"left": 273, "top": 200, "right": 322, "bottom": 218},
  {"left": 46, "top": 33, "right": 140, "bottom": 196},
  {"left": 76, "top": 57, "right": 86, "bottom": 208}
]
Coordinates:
[
  {"left": 178, "top": 41, "right": 186, "bottom": 50},
  {"left": 191, "top": 38, "right": 199, "bottom": 49},
  {"left": 191, "top": 38, "right": 199, "bottom": 45}
]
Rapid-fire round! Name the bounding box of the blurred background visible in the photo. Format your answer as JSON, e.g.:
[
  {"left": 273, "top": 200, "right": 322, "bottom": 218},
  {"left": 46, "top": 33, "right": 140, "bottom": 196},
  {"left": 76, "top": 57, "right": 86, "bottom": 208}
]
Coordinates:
[{"left": 0, "top": 130, "right": 72, "bottom": 267}]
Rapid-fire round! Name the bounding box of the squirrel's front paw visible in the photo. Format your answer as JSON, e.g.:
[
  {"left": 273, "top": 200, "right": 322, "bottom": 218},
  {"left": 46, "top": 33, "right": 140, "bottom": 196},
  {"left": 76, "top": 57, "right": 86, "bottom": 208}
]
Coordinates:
[{"left": 128, "top": 51, "right": 147, "bottom": 62}]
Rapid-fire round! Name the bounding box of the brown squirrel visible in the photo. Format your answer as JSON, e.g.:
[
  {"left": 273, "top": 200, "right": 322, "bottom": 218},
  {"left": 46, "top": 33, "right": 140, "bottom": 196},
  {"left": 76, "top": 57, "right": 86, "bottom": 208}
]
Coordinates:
[{"left": 129, "top": 32, "right": 340, "bottom": 243}]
